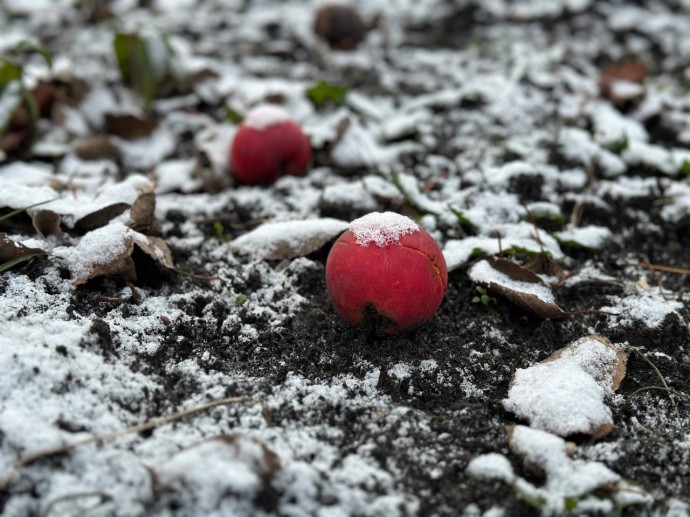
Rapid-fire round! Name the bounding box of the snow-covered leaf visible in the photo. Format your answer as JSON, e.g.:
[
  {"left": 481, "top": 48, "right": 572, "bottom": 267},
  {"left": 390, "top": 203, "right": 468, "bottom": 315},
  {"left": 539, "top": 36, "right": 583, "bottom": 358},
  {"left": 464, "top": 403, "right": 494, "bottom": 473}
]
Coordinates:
[
  {"left": 53, "top": 222, "right": 174, "bottom": 285},
  {"left": 504, "top": 335, "right": 627, "bottom": 437},
  {"left": 231, "top": 218, "right": 348, "bottom": 260},
  {"left": 0, "top": 232, "right": 45, "bottom": 272},
  {"left": 468, "top": 257, "right": 567, "bottom": 318},
  {"left": 555, "top": 225, "right": 613, "bottom": 249}
]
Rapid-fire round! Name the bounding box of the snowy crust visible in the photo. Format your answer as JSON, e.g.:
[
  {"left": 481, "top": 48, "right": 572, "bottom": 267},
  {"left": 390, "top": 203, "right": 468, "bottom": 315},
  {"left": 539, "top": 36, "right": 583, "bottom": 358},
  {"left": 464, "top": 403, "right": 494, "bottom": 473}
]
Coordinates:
[
  {"left": 349, "top": 212, "right": 419, "bottom": 247},
  {"left": 243, "top": 104, "right": 293, "bottom": 130}
]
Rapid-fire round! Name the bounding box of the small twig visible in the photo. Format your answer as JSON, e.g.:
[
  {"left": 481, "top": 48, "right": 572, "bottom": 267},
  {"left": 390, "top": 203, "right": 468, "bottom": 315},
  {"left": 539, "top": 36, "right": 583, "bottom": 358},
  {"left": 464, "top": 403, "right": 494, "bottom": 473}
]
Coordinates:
[
  {"left": 635, "top": 262, "right": 690, "bottom": 276},
  {"left": 126, "top": 282, "right": 140, "bottom": 303},
  {"left": 173, "top": 267, "right": 219, "bottom": 282},
  {"left": 43, "top": 491, "right": 112, "bottom": 517},
  {"left": 0, "top": 396, "right": 253, "bottom": 491},
  {"left": 569, "top": 159, "right": 597, "bottom": 228},
  {"left": 641, "top": 255, "right": 668, "bottom": 301},
  {"left": 521, "top": 203, "right": 546, "bottom": 257}
]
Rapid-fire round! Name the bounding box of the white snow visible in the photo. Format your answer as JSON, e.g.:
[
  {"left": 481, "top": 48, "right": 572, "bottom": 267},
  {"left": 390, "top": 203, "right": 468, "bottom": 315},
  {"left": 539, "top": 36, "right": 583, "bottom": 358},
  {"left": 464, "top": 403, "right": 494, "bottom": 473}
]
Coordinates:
[
  {"left": 503, "top": 336, "right": 624, "bottom": 437},
  {"left": 231, "top": 218, "right": 348, "bottom": 259},
  {"left": 468, "top": 259, "right": 557, "bottom": 305},
  {"left": 243, "top": 104, "right": 293, "bottom": 130},
  {"left": 555, "top": 225, "right": 613, "bottom": 249},
  {"left": 348, "top": 212, "right": 419, "bottom": 247}
]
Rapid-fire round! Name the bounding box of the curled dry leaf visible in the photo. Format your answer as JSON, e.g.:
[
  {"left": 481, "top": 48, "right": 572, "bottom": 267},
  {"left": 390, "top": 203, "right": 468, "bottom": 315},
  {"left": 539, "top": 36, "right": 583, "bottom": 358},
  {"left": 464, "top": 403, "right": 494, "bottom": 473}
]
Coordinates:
[
  {"left": 468, "top": 257, "right": 567, "bottom": 318},
  {"left": 0, "top": 233, "right": 46, "bottom": 271},
  {"left": 73, "top": 203, "right": 131, "bottom": 232},
  {"left": 73, "top": 135, "right": 119, "bottom": 161},
  {"left": 53, "top": 222, "right": 174, "bottom": 285},
  {"left": 105, "top": 113, "right": 158, "bottom": 140},
  {"left": 599, "top": 60, "right": 648, "bottom": 104},
  {"left": 314, "top": 4, "right": 367, "bottom": 50},
  {"left": 231, "top": 218, "right": 348, "bottom": 260},
  {"left": 31, "top": 210, "right": 63, "bottom": 240},
  {"left": 503, "top": 335, "right": 628, "bottom": 438}
]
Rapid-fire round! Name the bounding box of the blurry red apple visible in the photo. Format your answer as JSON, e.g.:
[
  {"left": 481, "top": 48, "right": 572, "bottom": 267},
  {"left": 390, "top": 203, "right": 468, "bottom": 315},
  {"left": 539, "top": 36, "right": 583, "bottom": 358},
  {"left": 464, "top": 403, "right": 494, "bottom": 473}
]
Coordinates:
[
  {"left": 230, "top": 104, "right": 312, "bottom": 185},
  {"left": 326, "top": 212, "right": 448, "bottom": 335}
]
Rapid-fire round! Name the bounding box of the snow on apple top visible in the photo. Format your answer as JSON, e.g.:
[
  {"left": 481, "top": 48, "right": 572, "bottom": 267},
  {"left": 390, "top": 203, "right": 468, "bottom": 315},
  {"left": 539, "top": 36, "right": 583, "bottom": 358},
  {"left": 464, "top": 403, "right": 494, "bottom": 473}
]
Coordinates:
[
  {"left": 350, "top": 212, "right": 419, "bottom": 247},
  {"left": 244, "top": 104, "right": 293, "bottom": 130}
]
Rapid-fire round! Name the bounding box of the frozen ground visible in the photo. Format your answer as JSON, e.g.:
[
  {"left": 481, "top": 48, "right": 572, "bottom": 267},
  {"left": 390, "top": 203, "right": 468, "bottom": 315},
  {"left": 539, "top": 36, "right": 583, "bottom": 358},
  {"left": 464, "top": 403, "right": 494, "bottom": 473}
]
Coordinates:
[{"left": 1, "top": 0, "right": 689, "bottom": 515}]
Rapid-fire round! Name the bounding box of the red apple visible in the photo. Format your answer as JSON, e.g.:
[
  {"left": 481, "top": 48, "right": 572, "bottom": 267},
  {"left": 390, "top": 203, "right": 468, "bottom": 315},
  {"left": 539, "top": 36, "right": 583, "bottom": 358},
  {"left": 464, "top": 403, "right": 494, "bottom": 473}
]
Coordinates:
[
  {"left": 326, "top": 212, "right": 448, "bottom": 335},
  {"left": 230, "top": 105, "right": 312, "bottom": 185}
]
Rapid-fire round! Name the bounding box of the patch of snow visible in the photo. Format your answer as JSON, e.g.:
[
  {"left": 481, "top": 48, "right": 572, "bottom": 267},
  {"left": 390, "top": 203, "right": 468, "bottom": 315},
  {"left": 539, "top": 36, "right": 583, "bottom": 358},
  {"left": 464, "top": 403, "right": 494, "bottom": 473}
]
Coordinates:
[
  {"left": 468, "top": 259, "right": 557, "bottom": 305},
  {"left": 602, "top": 288, "right": 683, "bottom": 328},
  {"left": 231, "top": 218, "right": 348, "bottom": 259},
  {"left": 243, "top": 104, "right": 293, "bottom": 130},
  {"left": 349, "top": 212, "right": 419, "bottom": 247},
  {"left": 622, "top": 141, "right": 677, "bottom": 176},
  {"left": 555, "top": 225, "right": 613, "bottom": 249},
  {"left": 503, "top": 336, "right": 623, "bottom": 436}
]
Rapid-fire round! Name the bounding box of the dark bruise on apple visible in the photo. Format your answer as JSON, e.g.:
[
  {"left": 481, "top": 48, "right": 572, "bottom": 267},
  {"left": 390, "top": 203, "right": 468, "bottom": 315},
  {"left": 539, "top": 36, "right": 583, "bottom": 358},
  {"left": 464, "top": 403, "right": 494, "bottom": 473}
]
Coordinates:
[
  {"left": 326, "top": 212, "right": 448, "bottom": 335},
  {"left": 230, "top": 105, "right": 312, "bottom": 185}
]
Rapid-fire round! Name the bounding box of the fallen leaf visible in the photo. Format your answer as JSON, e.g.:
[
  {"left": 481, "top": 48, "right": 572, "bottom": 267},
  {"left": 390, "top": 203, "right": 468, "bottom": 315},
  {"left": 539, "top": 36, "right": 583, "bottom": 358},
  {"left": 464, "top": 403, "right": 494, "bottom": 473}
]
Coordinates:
[
  {"left": 0, "top": 232, "right": 45, "bottom": 272},
  {"left": 53, "top": 222, "right": 174, "bottom": 284},
  {"left": 105, "top": 113, "right": 158, "bottom": 140},
  {"left": 73, "top": 203, "right": 131, "bottom": 232},
  {"left": 599, "top": 61, "right": 648, "bottom": 103},
  {"left": 231, "top": 218, "right": 348, "bottom": 260},
  {"left": 73, "top": 135, "right": 119, "bottom": 160},
  {"left": 31, "top": 210, "right": 63, "bottom": 239},
  {"left": 468, "top": 257, "right": 567, "bottom": 318},
  {"left": 504, "top": 335, "right": 627, "bottom": 438},
  {"left": 129, "top": 192, "right": 156, "bottom": 233}
]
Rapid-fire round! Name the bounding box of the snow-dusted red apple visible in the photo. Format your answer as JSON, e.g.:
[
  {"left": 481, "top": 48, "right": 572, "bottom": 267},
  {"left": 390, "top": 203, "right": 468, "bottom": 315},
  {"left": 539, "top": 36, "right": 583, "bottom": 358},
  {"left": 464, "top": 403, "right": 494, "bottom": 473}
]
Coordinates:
[
  {"left": 326, "top": 212, "right": 448, "bottom": 335},
  {"left": 230, "top": 104, "right": 312, "bottom": 185}
]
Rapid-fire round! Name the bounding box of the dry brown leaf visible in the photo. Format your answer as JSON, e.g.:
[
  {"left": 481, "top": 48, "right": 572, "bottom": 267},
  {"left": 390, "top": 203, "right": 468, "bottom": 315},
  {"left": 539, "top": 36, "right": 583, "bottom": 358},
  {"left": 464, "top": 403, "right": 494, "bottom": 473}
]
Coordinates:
[
  {"left": 599, "top": 60, "right": 648, "bottom": 104},
  {"left": 31, "top": 210, "right": 63, "bottom": 240},
  {"left": 314, "top": 5, "right": 367, "bottom": 50},
  {"left": 469, "top": 257, "right": 567, "bottom": 319},
  {"left": 73, "top": 203, "right": 131, "bottom": 233},
  {"left": 62, "top": 224, "right": 174, "bottom": 285},
  {"left": 129, "top": 192, "right": 156, "bottom": 233},
  {"left": 105, "top": 113, "right": 158, "bottom": 140},
  {"left": 504, "top": 335, "right": 627, "bottom": 439},
  {"left": 73, "top": 135, "right": 119, "bottom": 160},
  {"left": 0, "top": 233, "right": 46, "bottom": 265}
]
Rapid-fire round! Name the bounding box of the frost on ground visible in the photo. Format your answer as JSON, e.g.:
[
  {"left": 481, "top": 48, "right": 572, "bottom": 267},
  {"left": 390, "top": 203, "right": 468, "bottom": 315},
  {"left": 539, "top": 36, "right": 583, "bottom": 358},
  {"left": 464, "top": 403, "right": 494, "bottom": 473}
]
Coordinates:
[{"left": 1, "top": 0, "right": 690, "bottom": 516}]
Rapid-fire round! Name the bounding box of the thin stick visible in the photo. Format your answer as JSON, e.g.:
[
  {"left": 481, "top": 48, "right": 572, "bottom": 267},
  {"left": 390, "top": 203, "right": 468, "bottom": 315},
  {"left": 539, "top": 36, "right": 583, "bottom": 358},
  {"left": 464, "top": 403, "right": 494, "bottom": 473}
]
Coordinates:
[
  {"left": 0, "top": 396, "right": 252, "bottom": 491},
  {"left": 635, "top": 262, "right": 690, "bottom": 276}
]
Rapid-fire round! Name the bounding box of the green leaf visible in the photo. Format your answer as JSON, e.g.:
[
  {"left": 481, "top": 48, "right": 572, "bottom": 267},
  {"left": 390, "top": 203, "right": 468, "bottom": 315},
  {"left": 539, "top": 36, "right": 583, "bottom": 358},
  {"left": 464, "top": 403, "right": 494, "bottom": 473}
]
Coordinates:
[
  {"left": 606, "top": 134, "right": 629, "bottom": 154},
  {"left": 564, "top": 497, "right": 578, "bottom": 510},
  {"left": 0, "top": 59, "right": 22, "bottom": 91},
  {"left": 679, "top": 159, "right": 690, "bottom": 176},
  {"left": 306, "top": 81, "right": 348, "bottom": 108},
  {"left": 235, "top": 294, "right": 248, "bottom": 306},
  {"left": 471, "top": 296, "right": 480, "bottom": 303},
  {"left": 0, "top": 252, "right": 44, "bottom": 273},
  {"left": 225, "top": 106, "right": 244, "bottom": 124},
  {"left": 114, "top": 29, "right": 171, "bottom": 110}
]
